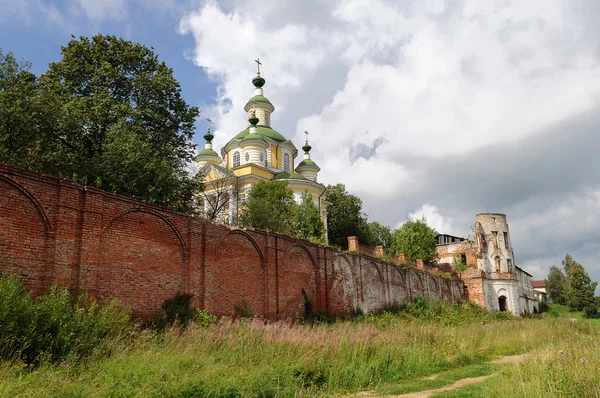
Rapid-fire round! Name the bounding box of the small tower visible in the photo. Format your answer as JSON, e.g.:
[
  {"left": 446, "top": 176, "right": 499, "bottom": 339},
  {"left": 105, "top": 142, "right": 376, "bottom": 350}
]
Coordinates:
[
  {"left": 194, "top": 119, "right": 222, "bottom": 165},
  {"left": 240, "top": 109, "right": 268, "bottom": 166},
  {"left": 295, "top": 131, "right": 320, "bottom": 182}
]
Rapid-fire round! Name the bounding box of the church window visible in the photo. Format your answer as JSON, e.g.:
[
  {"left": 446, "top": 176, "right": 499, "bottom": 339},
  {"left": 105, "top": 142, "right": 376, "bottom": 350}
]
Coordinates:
[
  {"left": 283, "top": 152, "right": 290, "bottom": 171},
  {"left": 233, "top": 152, "right": 240, "bottom": 167},
  {"left": 245, "top": 152, "right": 249, "bottom": 162},
  {"left": 492, "top": 231, "right": 498, "bottom": 250},
  {"left": 495, "top": 256, "right": 501, "bottom": 272},
  {"left": 264, "top": 112, "right": 270, "bottom": 126},
  {"left": 504, "top": 232, "right": 509, "bottom": 249},
  {"left": 507, "top": 259, "right": 512, "bottom": 272},
  {"left": 260, "top": 151, "right": 265, "bottom": 165}
]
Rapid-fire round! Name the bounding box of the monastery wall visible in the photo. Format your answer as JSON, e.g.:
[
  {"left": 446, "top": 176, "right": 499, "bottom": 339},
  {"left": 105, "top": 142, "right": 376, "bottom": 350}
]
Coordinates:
[{"left": 0, "top": 164, "right": 464, "bottom": 318}]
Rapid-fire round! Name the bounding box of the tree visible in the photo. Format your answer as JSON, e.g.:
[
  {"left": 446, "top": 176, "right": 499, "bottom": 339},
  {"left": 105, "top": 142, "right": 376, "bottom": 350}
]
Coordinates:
[
  {"left": 546, "top": 265, "right": 567, "bottom": 305},
  {"left": 390, "top": 217, "right": 438, "bottom": 264},
  {"left": 452, "top": 255, "right": 467, "bottom": 277},
  {"left": 197, "top": 168, "right": 239, "bottom": 222},
  {"left": 12, "top": 34, "right": 203, "bottom": 212},
  {"left": 240, "top": 180, "right": 296, "bottom": 234},
  {"left": 365, "top": 221, "right": 393, "bottom": 248},
  {"left": 293, "top": 192, "right": 323, "bottom": 241},
  {"left": 0, "top": 49, "right": 48, "bottom": 170},
  {"left": 562, "top": 254, "right": 597, "bottom": 317},
  {"left": 325, "top": 183, "right": 370, "bottom": 249}
]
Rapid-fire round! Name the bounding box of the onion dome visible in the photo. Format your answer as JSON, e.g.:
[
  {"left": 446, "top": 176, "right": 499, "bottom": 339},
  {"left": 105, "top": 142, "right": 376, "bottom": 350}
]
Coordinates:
[
  {"left": 295, "top": 133, "right": 320, "bottom": 181},
  {"left": 194, "top": 121, "right": 222, "bottom": 165}
]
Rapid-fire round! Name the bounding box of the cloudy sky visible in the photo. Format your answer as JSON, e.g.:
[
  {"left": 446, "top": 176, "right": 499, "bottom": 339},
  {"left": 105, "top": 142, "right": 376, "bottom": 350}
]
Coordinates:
[{"left": 2, "top": 0, "right": 600, "bottom": 284}]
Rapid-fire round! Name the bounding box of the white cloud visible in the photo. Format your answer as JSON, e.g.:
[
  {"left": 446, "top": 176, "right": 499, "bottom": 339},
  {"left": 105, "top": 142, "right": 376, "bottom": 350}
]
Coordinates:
[
  {"left": 407, "top": 204, "right": 455, "bottom": 235},
  {"left": 179, "top": 0, "right": 600, "bottom": 280},
  {"left": 71, "top": 0, "right": 128, "bottom": 26}
]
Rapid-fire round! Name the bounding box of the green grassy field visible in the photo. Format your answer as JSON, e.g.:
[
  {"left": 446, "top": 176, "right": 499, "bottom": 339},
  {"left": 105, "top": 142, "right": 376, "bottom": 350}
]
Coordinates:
[{"left": 1, "top": 301, "right": 600, "bottom": 397}]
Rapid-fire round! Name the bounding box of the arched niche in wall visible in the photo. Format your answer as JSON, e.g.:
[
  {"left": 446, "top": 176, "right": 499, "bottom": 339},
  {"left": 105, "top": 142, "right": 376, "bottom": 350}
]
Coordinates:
[
  {"left": 389, "top": 267, "right": 407, "bottom": 306},
  {"left": 280, "top": 244, "right": 318, "bottom": 318},
  {"left": 451, "top": 282, "right": 463, "bottom": 302},
  {"left": 208, "top": 230, "right": 266, "bottom": 317},
  {"left": 441, "top": 279, "right": 452, "bottom": 302},
  {"left": 426, "top": 274, "right": 439, "bottom": 299},
  {"left": 0, "top": 175, "right": 52, "bottom": 293},
  {"left": 409, "top": 270, "right": 425, "bottom": 299},
  {"left": 361, "top": 261, "right": 386, "bottom": 313},
  {"left": 99, "top": 208, "right": 186, "bottom": 317},
  {"left": 330, "top": 254, "right": 357, "bottom": 314}
]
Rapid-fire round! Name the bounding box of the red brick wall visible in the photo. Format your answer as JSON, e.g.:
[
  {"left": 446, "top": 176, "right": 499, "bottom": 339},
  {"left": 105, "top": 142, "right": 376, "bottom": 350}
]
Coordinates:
[{"left": 0, "top": 164, "right": 465, "bottom": 318}]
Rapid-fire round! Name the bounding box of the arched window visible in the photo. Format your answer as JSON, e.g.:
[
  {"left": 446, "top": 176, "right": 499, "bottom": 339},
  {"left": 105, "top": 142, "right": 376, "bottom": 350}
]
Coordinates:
[
  {"left": 283, "top": 152, "right": 290, "bottom": 171},
  {"left": 233, "top": 151, "right": 240, "bottom": 167},
  {"left": 260, "top": 151, "right": 265, "bottom": 165},
  {"left": 264, "top": 112, "right": 270, "bottom": 126},
  {"left": 245, "top": 152, "right": 249, "bottom": 162},
  {"left": 495, "top": 256, "right": 501, "bottom": 272}
]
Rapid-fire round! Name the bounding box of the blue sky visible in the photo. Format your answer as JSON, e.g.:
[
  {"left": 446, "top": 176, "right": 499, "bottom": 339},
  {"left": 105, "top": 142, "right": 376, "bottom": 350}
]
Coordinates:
[{"left": 3, "top": 0, "right": 600, "bottom": 284}]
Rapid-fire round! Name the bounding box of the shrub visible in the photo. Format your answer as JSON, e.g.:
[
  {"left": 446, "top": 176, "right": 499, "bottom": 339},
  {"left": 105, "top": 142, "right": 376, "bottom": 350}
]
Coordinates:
[
  {"left": 233, "top": 299, "right": 254, "bottom": 318},
  {"left": 0, "top": 274, "right": 132, "bottom": 364},
  {"left": 195, "top": 309, "right": 218, "bottom": 328},
  {"left": 157, "top": 293, "right": 195, "bottom": 329}
]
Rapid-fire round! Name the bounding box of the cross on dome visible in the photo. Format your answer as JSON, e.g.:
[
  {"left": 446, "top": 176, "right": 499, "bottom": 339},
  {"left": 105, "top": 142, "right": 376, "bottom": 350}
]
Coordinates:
[{"left": 255, "top": 57, "right": 262, "bottom": 75}]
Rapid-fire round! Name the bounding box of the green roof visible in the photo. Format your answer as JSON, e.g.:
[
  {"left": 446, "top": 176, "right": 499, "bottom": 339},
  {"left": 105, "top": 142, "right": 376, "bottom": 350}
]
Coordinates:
[
  {"left": 195, "top": 148, "right": 221, "bottom": 159},
  {"left": 296, "top": 159, "right": 319, "bottom": 168},
  {"left": 272, "top": 171, "right": 307, "bottom": 181},
  {"left": 233, "top": 126, "right": 287, "bottom": 142},
  {"left": 244, "top": 95, "right": 274, "bottom": 112}
]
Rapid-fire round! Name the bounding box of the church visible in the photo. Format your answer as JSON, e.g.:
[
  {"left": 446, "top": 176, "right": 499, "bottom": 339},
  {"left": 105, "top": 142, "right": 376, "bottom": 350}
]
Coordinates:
[{"left": 194, "top": 62, "right": 329, "bottom": 238}]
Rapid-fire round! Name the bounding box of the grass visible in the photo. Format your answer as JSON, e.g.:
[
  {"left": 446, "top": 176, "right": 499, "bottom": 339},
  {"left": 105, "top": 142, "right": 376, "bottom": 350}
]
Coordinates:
[{"left": 1, "top": 312, "right": 599, "bottom": 397}]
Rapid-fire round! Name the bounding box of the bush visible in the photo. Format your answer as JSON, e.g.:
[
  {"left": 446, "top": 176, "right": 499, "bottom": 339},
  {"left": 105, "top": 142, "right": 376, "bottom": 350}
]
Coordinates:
[
  {"left": 195, "top": 309, "right": 218, "bottom": 328},
  {"left": 156, "top": 293, "right": 195, "bottom": 329},
  {"left": 0, "top": 274, "right": 132, "bottom": 364},
  {"left": 233, "top": 299, "right": 254, "bottom": 318}
]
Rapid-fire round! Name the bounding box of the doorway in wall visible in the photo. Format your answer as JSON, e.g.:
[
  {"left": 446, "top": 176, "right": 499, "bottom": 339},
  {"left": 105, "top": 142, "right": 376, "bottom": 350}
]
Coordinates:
[{"left": 498, "top": 296, "right": 508, "bottom": 312}]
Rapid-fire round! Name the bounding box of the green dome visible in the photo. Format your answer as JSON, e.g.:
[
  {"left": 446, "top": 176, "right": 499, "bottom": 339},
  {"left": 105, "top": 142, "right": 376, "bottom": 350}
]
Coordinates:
[
  {"left": 244, "top": 95, "right": 274, "bottom": 112},
  {"left": 195, "top": 148, "right": 220, "bottom": 159},
  {"left": 272, "top": 171, "right": 307, "bottom": 180},
  {"left": 296, "top": 159, "right": 319, "bottom": 168},
  {"left": 252, "top": 74, "right": 265, "bottom": 88},
  {"left": 233, "top": 125, "right": 287, "bottom": 142}
]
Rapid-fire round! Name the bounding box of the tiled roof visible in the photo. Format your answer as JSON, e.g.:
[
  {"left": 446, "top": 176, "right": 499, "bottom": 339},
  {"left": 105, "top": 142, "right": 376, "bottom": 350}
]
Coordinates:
[{"left": 532, "top": 280, "right": 545, "bottom": 288}]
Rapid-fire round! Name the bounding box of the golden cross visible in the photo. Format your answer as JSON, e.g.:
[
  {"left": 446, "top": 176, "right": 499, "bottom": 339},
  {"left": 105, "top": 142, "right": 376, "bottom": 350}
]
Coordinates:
[
  {"left": 255, "top": 57, "right": 262, "bottom": 75},
  {"left": 304, "top": 130, "right": 309, "bottom": 143}
]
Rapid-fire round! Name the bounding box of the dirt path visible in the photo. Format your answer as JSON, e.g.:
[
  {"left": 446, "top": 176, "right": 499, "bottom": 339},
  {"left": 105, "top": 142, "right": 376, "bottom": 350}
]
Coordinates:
[{"left": 351, "top": 353, "right": 531, "bottom": 398}]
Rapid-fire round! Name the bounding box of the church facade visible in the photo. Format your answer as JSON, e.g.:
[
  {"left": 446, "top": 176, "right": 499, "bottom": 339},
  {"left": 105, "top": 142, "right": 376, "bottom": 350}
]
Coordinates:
[{"left": 194, "top": 68, "right": 329, "bottom": 238}]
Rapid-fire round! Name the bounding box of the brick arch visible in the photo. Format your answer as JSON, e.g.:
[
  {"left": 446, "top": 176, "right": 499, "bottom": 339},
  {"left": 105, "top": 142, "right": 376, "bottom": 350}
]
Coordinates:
[
  {"left": 452, "top": 282, "right": 463, "bottom": 302},
  {"left": 0, "top": 175, "right": 52, "bottom": 234},
  {"left": 426, "top": 274, "right": 439, "bottom": 299},
  {"left": 99, "top": 208, "right": 186, "bottom": 317},
  {"left": 441, "top": 279, "right": 452, "bottom": 302},
  {"left": 330, "top": 253, "right": 357, "bottom": 314},
  {"left": 206, "top": 230, "right": 266, "bottom": 316},
  {"left": 389, "top": 268, "right": 408, "bottom": 305},
  {"left": 361, "top": 261, "right": 386, "bottom": 313},
  {"left": 102, "top": 207, "right": 186, "bottom": 251},
  {"left": 0, "top": 175, "right": 52, "bottom": 292},
  {"left": 409, "top": 270, "right": 425, "bottom": 299},
  {"left": 279, "top": 244, "right": 318, "bottom": 317}
]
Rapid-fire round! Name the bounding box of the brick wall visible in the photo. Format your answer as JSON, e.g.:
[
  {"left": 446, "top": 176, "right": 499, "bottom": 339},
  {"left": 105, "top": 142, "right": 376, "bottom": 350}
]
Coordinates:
[{"left": 0, "top": 164, "right": 465, "bottom": 318}]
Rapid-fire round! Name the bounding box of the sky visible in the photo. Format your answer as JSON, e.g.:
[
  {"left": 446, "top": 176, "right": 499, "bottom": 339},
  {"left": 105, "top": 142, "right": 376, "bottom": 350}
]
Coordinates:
[{"left": 2, "top": 0, "right": 600, "bottom": 284}]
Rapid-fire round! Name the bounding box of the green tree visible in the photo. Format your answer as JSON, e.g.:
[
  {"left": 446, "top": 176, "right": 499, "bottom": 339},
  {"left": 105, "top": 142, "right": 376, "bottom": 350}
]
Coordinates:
[
  {"left": 452, "top": 255, "right": 467, "bottom": 277},
  {"left": 240, "top": 180, "right": 296, "bottom": 234},
  {"left": 390, "top": 217, "right": 438, "bottom": 264},
  {"left": 562, "top": 254, "right": 597, "bottom": 317},
  {"left": 546, "top": 265, "right": 567, "bottom": 305},
  {"left": 0, "top": 49, "right": 48, "bottom": 170},
  {"left": 293, "top": 192, "right": 323, "bottom": 240},
  {"left": 30, "top": 35, "right": 201, "bottom": 211},
  {"left": 365, "top": 221, "right": 393, "bottom": 248},
  {"left": 325, "top": 183, "right": 370, "bottom": 249}
]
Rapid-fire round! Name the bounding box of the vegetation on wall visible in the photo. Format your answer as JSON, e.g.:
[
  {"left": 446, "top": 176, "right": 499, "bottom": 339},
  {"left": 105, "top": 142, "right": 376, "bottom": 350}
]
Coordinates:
[{"left": 0, "top": 36, "right": 203, "bottom": 213}]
